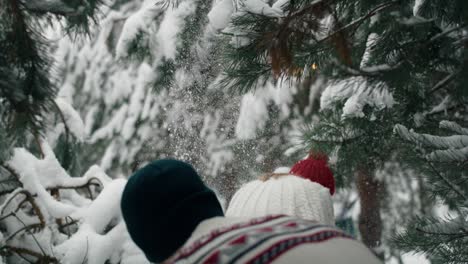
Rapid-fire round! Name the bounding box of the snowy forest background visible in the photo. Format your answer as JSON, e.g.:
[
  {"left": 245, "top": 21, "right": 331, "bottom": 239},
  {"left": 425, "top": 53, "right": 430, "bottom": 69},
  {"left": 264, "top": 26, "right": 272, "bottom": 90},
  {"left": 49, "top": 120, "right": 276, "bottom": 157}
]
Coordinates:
[{"left": 0, "top": 0, "right": 467, "bottom": 263}]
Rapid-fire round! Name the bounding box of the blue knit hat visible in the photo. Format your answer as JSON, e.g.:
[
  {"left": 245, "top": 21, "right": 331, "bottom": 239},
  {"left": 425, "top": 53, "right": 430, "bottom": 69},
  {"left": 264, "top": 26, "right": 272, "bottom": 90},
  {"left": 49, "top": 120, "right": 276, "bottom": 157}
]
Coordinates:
[{"left": 120, "top": 159, "right": 224, "bottom": 262}]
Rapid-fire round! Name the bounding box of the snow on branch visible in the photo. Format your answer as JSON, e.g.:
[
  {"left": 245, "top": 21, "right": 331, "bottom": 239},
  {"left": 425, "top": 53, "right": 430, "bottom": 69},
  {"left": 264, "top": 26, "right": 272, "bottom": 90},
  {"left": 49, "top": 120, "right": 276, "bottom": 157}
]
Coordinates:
[
  {"left": 208, "top": 0, "right": 235, "bottom": 30},
  {"left": 318, "top": 1, "right": 399, "bottom": 44},
  {"left": 155, "top": 1, "right": 197, "bottom": 60},
  {"left": 320, "top": 77, "right": 394, "bottom": 119},
  {"left": 417, "top": 216, "right": 467, "bottom": 238},
  {"left": 240, "top": 0, "right": 284, "bottom": 17},
  {"left": 0, "top": 138, "right": 146, "bottom": 263},
  {"left": 429, "top": 72, "right": 458, "bottom": 94},
  {"left": 21, "top": 0, "right": 102, "bottom": 35},
  {"left": 428, "top": 146, "right": 468, "bottom": 162},
  {"left": 394, "top": 124, "right": 468, "bottom": 150},
  {"left": 116, "top": 2, "right": 166, "bottom": 58},
  {"left": 235, "top": 92, "right": 269, "bottom": 139},
  {"left": 235, "top": 82, "right": 293, "bottom": 139},
  {"left": 54, "top": 98, "right": 86, "bottom": 142},
  {"left": 440, "top": 121, "right": 468, "bottom": 136},
  {"left": 413, "top": 0, "right": 425, "bottom": 16},
  {"left": 395, "top": 123, "right": 467, "bottom": 201},
  {"left": 359, "top": 62, "right": 403, "bottom": 75}
]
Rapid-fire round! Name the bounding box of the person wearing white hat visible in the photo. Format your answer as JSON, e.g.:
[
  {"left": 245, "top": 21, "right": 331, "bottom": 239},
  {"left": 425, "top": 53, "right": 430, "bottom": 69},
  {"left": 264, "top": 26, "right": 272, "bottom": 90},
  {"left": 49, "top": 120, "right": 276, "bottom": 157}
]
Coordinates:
[
  {"left": 226, "top": 167, "right": 335, "bottom": 226},
  {"left": 216, "top": 154, "right": 382, "bottom": 264},
  {"left": 122, "top": 159, "right": 381, "bottom": 264}
]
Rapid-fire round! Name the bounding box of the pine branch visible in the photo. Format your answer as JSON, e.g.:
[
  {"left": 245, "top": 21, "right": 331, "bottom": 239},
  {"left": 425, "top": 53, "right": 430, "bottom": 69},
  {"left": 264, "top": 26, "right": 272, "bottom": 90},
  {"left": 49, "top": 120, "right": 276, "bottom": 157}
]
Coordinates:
[
  {"left": 1, "top": 0, "right": 55, "bottom": 133},
  {"left": 430, "top": 71, "right": 459, "bottom": 94},
  {"left": 425, "top": 102, "right": 466, "bottom": 117},
  {"left": 46, "top": 177, "right": 102, "bottom": 190},
  {"left": 394, "top": 123, "right": 467, "bottom": 203},
  {"left": 52, "top": 99, "right": 70, "bottom": 146},
  {"left": 428, "top": 146, "right": 468, "bottom": 162},
  {"left": 393, "top": 214, "right": 468, "bottom": 263},
  {"left": 394, "top": 124, "right": 468, "bottom": 149},
  {"left": 0, "top": 167, "right": 21, "bottom": 196},
  {"left": 318, "top": 1, "right": 399, "bottom": 44},
  {"left": 304, "top": 122, "right": 362, "bottom": 144},
  {"left": 415, "top": 227, "right": 468, "bottom": 237},
  {"left": 0, "top": 189, "right": 16, "bottom": 197},
  {"left": 1, "top": 164, "right": 21, "bottom": 181},
  {"left": 12, "top": 213, "right": 47, "bottom": 256},
  {"left": 0, "top": 189, "right": 46, "bottom": 228},
  {"left": 0, "top": 212, "right": 15, "bottom": 222},
  {"left": 426, "top": 161, "right": 467, "bottom": 201},
  {"left": 15, "top": 252, "right": 35, "bottom": 264},
  {"left": 1, "top": 0, "right": 103, "bottom": 134},
  {"left": 334, "top": 58, "right": 402, "bottom": 76},
  {"left": 21, "top": 0, "right": 76, "bottom": 15},
  {"left": 34, "top": 133, "right": 45, "bottom": 159},
  {"left": 5, "top": 222, "right": 43, "bottom": 242},
  {"left": 288, "top": 0, "right": 328, "bottom": 17},
  {"left": 58, "top": 216, "right": 79, "bottom": 234},
  {"left": 161, "top": 0, "right": 181, "bottom": 8},
  {"left": 430, "top": 23, "right": 468, "bottom": 42},
  {"left": 440, "top": 121, "right": 468, "bottom": 135},
  {"left": 0, "top": 245, "right": 58, "bottom": 263}
]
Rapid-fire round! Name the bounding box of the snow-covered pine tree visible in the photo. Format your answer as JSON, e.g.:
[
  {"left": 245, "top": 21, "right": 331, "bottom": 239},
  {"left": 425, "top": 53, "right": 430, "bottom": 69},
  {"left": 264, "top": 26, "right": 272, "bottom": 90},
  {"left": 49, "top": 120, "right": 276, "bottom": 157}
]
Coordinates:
[
  {"left": 53, "top": 0, "right": 313, "bottom": 201},
  {"left": 393, "top": 121, "right": 467, "bottom": 263},
  {"left": 0, "top": 98, "right": 147, "bottom": 263},
  {"left": 53, "top": 0, "right": 246, "bottom": 199},
  {"left": 54, "top": 0, "right": 232, "bottom": 179},
  {"left": 0, "top": 0, "right": 106, "bottom": 185},
  {"left": 218, "top": 0, "right": 467, "bottom": 259},
  {"left": 0, "top": 1, "right": 158, "bottom": 262},
  {"left": 0, "top": 0, "right": 102, "bottom": 145}
]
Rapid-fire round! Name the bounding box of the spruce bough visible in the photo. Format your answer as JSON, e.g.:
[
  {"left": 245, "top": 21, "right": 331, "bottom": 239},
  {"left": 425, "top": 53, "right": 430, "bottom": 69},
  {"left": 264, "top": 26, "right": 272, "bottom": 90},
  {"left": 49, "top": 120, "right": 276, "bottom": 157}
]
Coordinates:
[{"left": 219, "top": 0, "right": 467, "bottom": 261}]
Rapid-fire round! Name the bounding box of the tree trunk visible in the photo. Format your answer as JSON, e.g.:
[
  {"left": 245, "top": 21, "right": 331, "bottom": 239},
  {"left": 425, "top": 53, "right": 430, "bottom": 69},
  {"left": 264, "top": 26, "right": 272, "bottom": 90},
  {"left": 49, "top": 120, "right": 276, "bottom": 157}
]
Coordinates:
[{"left": 356, "top": 166, "right": 383, "bottom": 255}]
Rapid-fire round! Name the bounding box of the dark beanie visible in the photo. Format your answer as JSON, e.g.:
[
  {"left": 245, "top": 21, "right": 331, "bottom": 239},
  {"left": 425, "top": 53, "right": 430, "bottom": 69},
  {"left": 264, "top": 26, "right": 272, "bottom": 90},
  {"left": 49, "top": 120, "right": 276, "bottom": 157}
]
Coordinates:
[{"left": 120, "top": 159, "right": 224, "bottom": 263}]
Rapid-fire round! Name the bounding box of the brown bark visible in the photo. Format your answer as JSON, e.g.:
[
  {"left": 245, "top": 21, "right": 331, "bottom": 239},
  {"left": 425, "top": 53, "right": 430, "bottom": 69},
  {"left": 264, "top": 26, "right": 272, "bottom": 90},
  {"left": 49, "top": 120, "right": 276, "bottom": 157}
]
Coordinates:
[{"left": 356, "top": 167, "right": 383, "bottom": 251}]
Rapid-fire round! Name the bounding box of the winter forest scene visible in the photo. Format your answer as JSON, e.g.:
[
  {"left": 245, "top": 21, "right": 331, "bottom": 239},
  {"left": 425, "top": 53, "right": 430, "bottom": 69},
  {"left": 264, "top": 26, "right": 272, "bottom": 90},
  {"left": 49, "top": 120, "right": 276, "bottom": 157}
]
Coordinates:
[{"left": 0, "top": 0, "right": 467, "bottom": 263}]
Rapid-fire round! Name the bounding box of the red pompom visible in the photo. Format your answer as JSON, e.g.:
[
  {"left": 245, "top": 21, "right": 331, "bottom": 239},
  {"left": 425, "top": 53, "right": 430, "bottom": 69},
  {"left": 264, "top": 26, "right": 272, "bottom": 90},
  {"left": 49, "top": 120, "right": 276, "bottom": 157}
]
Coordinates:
[{"left": 290, "top": 154, "right": 335, "bottom": 195}]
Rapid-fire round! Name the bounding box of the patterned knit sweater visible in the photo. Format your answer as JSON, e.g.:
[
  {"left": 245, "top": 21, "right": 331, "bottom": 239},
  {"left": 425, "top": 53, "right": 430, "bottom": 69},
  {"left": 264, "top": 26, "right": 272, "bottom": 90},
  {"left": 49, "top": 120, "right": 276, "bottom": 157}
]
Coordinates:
[{"left": 169, "top": 215, "right": 382, "bottom": 264}]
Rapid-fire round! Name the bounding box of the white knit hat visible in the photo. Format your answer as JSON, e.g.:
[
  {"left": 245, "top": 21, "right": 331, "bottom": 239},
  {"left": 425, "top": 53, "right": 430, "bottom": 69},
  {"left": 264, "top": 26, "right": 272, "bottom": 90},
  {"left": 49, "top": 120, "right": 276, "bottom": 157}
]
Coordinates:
[{"left": 226, "top": 173, "right": 335, "bottom": 226}]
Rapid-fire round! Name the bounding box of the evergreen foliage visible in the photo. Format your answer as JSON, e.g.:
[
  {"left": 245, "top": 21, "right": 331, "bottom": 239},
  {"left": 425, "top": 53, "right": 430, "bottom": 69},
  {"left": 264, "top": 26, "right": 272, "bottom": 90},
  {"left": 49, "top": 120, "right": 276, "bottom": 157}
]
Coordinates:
[
  {"left": 54, "top": 0, "right": 310, "bottom": 202},
  {"left": 3, "top": 0, "right": 465, "bottom": 262},
  {"left": 220, "top": 0, "right": 467, "bottom": 260},
  {"left": 0, "top": 0, "right": 103, "bottom": 160},
  {"left": 393, "top": 122, "right": 467, "bottom": 263}
]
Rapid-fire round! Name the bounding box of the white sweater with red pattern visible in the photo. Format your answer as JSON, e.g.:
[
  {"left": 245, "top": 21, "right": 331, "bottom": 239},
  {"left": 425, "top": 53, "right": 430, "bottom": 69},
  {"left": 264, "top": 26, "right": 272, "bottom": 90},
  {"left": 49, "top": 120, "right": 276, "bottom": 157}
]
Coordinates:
[{"left": 169, "top": 215, "right": 382, "bottom": 264}]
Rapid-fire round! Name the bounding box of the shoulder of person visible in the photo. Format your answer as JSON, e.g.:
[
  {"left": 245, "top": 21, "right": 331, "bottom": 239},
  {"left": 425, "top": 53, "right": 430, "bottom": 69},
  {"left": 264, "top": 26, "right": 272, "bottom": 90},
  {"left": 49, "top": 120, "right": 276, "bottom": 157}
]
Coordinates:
[{"left": 172, "top": 215, "right": 382, "bottom": 264}]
